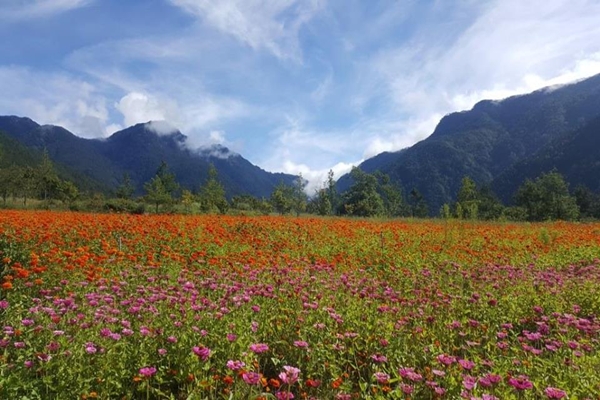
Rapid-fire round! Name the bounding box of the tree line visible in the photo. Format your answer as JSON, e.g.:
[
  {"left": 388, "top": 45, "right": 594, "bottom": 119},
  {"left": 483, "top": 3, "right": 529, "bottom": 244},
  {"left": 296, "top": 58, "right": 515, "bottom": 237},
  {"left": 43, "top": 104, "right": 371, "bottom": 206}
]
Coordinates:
[{"left": 0, "top": 155, "right": 598, "bottom": 221}]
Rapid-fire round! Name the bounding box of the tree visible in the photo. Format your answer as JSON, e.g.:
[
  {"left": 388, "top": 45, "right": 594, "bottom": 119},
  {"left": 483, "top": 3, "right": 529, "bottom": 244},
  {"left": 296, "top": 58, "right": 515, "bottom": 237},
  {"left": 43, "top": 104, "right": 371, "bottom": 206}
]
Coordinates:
[
  {"left": 291, "top": 173, "right": 308, "bottom": 216},
  {"left": 37, "top": 150, "right": 60, "bottom": 203},
  {"left": 270, "top": 181, "right": 294, "bottom": 215},
  {"left": 116, "top": 173, "right": 135, "bottom": 200},
  {"left": 515, "top": 171, "right": 579, "bottom": 221},
  {"left": 409, "top": 188, "right": 429, "bottom": 218},
  {"left": 341, "top": 167, "right": 384, "bottom": 217},
  {"left": 456, "top": 177, "right": 479, "bottom": 219},
  {"left": 374, "top": 171, "right": 406, "bottom": 217},
  {"left": 313, "top": 188, "right": 332, "bottom": 216},
  {"left": 144, "top": 162, "right": 180, "bottom": 213},
  {"left": 326, "top": 170, "right": 339, "bottom": 215},
  {"left": 574, "top": 185, "right": 600, "bottom": 219},
  {"left": 144, "top": 176, "right": 171, "bottom": 213},
  {"left": 57, "top": 180, "right": 79, "bottom": 207},
  {"left": 198, "top": 164, "right": 228, "bottom": 214}
]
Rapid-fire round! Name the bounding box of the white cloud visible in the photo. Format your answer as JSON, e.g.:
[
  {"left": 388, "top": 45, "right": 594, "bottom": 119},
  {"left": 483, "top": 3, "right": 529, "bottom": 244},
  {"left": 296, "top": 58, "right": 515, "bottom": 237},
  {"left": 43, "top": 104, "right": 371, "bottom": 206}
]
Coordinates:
[
  {"left": 347, "top": 0, "right": 600, "bottom": 159},
  {"left": 279, "top": 159, "right": 357, "bottom": 195},
  {"left": 0, "top": 0, "right": 92, "bottom": 20},
  {"left": 167, "top": 0, "right": 324, "bottom": 61},
  {"left": 0, "top": 65, "right": 112, "bottom": 138}
]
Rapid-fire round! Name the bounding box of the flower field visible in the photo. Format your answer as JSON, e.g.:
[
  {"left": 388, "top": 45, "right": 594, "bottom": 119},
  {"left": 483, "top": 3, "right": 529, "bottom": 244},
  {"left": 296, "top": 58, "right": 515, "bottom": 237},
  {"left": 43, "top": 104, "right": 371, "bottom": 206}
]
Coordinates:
[{"left": 1, "top": 210, "right": 600, "bottom": 399}]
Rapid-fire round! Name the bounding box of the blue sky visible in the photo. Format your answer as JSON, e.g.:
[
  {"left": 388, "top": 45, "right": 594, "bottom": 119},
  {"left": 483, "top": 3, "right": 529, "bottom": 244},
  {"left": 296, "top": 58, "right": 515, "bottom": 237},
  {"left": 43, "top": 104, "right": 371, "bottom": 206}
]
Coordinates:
[{"left": 2, "top": 0, "right": 600, "bottom": 190}]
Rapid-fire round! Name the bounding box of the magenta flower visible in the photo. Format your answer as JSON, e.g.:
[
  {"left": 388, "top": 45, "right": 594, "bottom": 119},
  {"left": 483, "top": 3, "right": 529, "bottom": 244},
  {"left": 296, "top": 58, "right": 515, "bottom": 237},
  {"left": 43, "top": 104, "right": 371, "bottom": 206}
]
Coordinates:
[
  {"left": 373, "top": 372, "right": 390, "bottom": 385},
  {"left": 139, "top": 366, "right": 157, "bottom": 377},
  {"left": 279, "top": 366, "right": 301, "bottom": 385},
  {"left": 242, "top": 371, "right": 261, "bottom": 385},
  {"left": 462, "top": 375, "right": 477, "bottom": 390},
  {"left": 458, "top": 359, "right": 475, "bottom": 370},
  {"left": 192, "top": 346, "right": 211, "bottom": 361},
  {"left": 479, "top": 373, "right": 502, "bottom": 387},
  {"left": 85, "top": 343, "right": 97, "bottom": 354},
  {"left": 276, "top": 392, "right": 294, "bottom": 400},
  {"left": 371, "top": 354, "right": 387, "bottom": 363},
  {"left": 545, "top": 387, "right": 567, "bottom": 399},
  {"left": 508, "top": 375, "right": 533, "bottom": 390},
  {"left": 399, "top": 367, "right": 422, "bottom": 382},
  {"left": 293, "top": 340, "right": 309, "bottom": 349},
  {"left": 226, "top": 360, "right": 245, "bottom": 370},
  {"left": 249, "top": 343, "right": 269, "bottom": 354},
  {"left": 436, "top": 354, "right": 457, "bottom": 366},
  {"left": 226, "top": 333, "right": 237, "bottom": 342}
]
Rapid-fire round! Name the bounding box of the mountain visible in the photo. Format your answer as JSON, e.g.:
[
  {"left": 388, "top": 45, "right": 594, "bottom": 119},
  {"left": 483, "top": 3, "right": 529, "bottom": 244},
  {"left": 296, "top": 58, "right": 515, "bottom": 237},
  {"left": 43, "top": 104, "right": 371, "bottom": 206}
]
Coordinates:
[
  {"left": 338, "top": 73, "right": 600, "bottom": 212},
  {"left": 0, "top": 116, "right": 296, "bottom": 198},
  {"left": 493, "top": 115, "right": 600, "bottom": 198}
]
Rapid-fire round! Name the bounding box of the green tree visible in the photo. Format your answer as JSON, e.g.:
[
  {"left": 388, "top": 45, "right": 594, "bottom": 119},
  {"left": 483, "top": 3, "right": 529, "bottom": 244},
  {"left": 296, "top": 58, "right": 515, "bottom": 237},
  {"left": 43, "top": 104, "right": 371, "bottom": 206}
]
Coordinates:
[
  {"left": 375, "top": 171, "right": 406, "bottom": 217},
  {"left": 270, "top": 181, "right": 294, "bottom": 215},
  {"left": 574, "top": 184, "right": 600, "bottom": 219},
  {"left": 144, "top": 176, "right": 171, "bottom": 213},
  {"left": 325, "top": 169, "right": 338, "bottom": 215},
  {"left": 409, "top": 188, "right": 429, "bottom": 218},
  {"left": 116, "top": 173, "right": 135, "bottom": 200},
  {"left": 313, "top": 188, "right": 332, "bottom": 216},
  {"left": 198, "top": 165, "right": 228, "bottom": 214},
  {"left": 291, "top": 174, "right": 308, "bottom": 216},
  {"left": 57, "top": 180, "right": 79, "bottom": 206},
  {"left": 18, "top": 167, "right": 36, "bottom": 206},
  {"left": 37, "top": 150, "right": 60, "bottom": 203},
  {"left": 477, "top": 185, "right": 505, "bottom": 220},
  {"left": 456, "top": 177, "right": 479, "bottom": 219},
  {"left": 515, "top": 171, "right": 579, "bottom": 221},
  {"left": 341, "top": 167, "right": 384, "bottom": 217},
  {"left": 144, "top": 162, "right": 180, "bottom": 213}
]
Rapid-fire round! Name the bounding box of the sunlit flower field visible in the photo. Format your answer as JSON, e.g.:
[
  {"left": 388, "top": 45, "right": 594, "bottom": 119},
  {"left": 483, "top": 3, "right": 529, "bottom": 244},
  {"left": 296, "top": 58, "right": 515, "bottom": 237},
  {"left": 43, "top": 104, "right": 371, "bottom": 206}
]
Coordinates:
[{"left": 1, "top": 210, "right": 600, "bottom": 399}]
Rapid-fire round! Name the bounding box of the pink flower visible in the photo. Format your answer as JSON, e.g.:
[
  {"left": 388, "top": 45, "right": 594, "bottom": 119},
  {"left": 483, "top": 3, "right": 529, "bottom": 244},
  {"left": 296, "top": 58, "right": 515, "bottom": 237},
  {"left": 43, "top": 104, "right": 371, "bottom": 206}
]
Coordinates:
[
  {"left": 371, "top": 354, "right": 387, "bottom": 363},
  {"left": 279, "top": 366, "right": 301, "bottom": 385},
  {"left": 192, "top": 346, "right": 211, "bottom": 361},
  {"left": 139, "top": 366, "right": 156, "bottom": 377},
  {"left": 373, "top": 372, "right": 390, "bottom": 385},
  {"left": 242, "top": 371, "right": 261, "bottom": 385},
  {"left": 545, "top": 387, "right": 567, "bottom": 399},
  {"left": 437, "top": 354, "right": 457, "bottom": 366},
  {"left": 293, "top": 340, "right": 309, "bottom": 349},
  {"left": 276, "top": 392, "right": 294, "bottom": 400},
  {"left": 462, "top": 375, "right": 477, "bottom": 390},
  {"left": 458, "top": 359, "right": 475, "bottom": 370},
  {"left": 226, "top": 333, "right": 237, "bottom": 342},
  {"left": 399, "top": 367, "right": 422, "bottom": 382},
  {"left": 249, "top": 343, "right": 269, "bottom": 354},
  {"left": 508, "top": 375, "right": 533, "bottom": 390},
  {"left": 226, "top": 360, "right": 245, "bottom": 370}
]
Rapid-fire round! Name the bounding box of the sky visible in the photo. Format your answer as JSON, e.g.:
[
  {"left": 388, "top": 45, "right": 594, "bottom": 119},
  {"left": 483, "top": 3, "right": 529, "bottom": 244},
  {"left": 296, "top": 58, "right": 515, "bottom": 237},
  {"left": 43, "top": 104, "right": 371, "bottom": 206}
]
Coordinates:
[{"left": 2, "top": 0, "right": 600, "bottom": 192}]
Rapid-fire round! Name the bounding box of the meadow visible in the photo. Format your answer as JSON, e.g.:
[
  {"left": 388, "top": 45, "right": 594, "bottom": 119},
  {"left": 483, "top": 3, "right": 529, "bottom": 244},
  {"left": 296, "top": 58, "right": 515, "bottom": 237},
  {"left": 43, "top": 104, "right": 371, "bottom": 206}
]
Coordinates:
[{"left": 1, "top": 210, "right": 600, "bottom": 399}]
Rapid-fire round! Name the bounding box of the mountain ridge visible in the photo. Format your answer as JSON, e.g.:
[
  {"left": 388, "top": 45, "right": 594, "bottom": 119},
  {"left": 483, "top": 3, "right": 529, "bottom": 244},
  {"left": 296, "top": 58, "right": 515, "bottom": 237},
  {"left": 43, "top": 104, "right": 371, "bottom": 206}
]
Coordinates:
[
  {"left": 338, "top": 73, "right": 600, "bottom": 212},
  {"left": 0, "top": 116, "right": 297, "bottom": 198}
]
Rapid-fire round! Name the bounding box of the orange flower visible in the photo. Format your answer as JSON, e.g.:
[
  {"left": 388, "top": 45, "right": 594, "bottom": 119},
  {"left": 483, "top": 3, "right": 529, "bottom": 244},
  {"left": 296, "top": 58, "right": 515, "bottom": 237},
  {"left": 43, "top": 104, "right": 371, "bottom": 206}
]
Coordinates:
[{"left": 1, "top": 281, "right": 12, "bottom": 290}]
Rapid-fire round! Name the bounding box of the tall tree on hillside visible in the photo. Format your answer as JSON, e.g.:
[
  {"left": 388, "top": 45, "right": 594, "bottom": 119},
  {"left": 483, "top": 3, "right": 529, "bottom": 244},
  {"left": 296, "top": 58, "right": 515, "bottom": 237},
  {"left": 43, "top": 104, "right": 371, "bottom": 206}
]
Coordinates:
[
  {"left": 409, "top": 188, "right": 429, "bottom": 218},
  {"left": 374, "top": 171, "right": 406, "bottom": 217},
  {"left": 37, "top": 150, "right": 60, "bottom": 202},
  {"left": 515, "top": 171, "right": 579, "bottom": 221},
  {"left": 116, "top": 173, "right": 135, "bottom": 200},
  {"left": 341, "top": 167, "right": 384, "bottom": 217},
  {"left": 198, "top": 164, "right": 228, "bottom": 214},
  {"left": 456, "top": 176, "right": 480, "bottom": 219},
  {"left": 144, "top": 161, "right": 179, "bottom": 213},
  {"left": 270, "top": 181, "right": 294, "bottom": 215}
]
